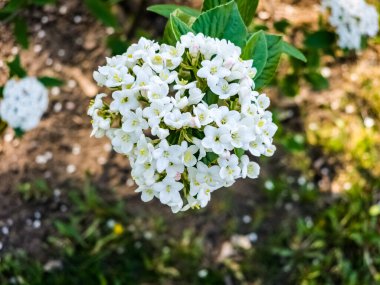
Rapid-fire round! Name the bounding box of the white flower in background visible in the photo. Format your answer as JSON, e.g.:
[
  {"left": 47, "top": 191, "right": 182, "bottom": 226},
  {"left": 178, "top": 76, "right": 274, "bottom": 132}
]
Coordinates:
[
  {"left": 89, "top": 33, "right": 278, "bottom": 213},
  {"left": 321, "top": 0, "right": 379, "bottom": 50},
  {"left": 0, "top": 77, "right": 48, "bottom": 131}
]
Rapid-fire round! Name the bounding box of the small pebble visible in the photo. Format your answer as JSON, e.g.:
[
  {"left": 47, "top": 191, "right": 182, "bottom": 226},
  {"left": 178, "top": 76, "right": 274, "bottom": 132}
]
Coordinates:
[
  {"left": 264, "top": 180, "right": 274, "bottom": 190},
  {"left": 53, "top": 102, "right": 62, "bottom": 112},
  {"left": 37, "top": 30, "right": 46, "bottom": 38},
  {"left": 198, "top": 269, "right": 208, "bottom": 278},
  {"left": 68, "top": 80, "right": 77, "bottom": 88},
  {"left": 58, "top": 49, "right": 66, "bottom": 57},
  {"left": 34, "top": 211, "right": 41, "bottom": 219},
  {"left": 97, "top": 156, "right": 107, "bottom": 165},
  {"left": 58, "top": 5, "right": 68, "bottom": 14},
  {"left": 73, "top": 15, "right": 82, "bottom": 24},
  {"left": 33, "top": 220, "right": 41, "bottom": 229},
  {"left": 51, "top": 87, "right": 60, "bottom": 96},
  {"left": 1, "top": 226, "right": 9, "bottom": 235},
  {"left": 65, "top": 101, "right": 75, "bottom": 110},
  {"left": 66, "top": 164, "right": 76, "bottom": 174},
  {"left": 248, "top": 232, "right": 258, "bottom": 243},
  {"left": 53, "top": 189, "right": 61, "bottom": 197},
  {"left": 364, "top": 117, "right": 375, "bottom": 128},
  {"left": 41, "top": 16, "right": 49, "bottom": 24},
  {"left": 242, "top": 215, "right": 252, "bottom": 224},
  {"left": 34, "top": 44, "right": 42, "bottom": 53},
  {"left": 72, "top": 144, "right": 81, "bottom": 155},
  {"left": 126, "top": 178, "right": 135, "bottom": 187},
  {"left": 46, "top": 58, "right": 53, "bottom": 66}
]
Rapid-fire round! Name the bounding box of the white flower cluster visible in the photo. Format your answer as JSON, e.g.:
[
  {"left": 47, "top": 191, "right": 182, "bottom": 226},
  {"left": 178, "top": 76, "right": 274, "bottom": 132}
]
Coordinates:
[
  {"left": 89, "top": 33, "right": 277, "bottom": 213},
  {"left": 0, "top": 77, "right": 48, "bottom": 131},
  {"left": 322, "top": 0, "right": 379, "bottom": 50}
]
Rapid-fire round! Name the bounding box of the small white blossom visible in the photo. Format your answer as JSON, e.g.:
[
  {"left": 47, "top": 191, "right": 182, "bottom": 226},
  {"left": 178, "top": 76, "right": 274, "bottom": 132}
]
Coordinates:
[{"left": 0, "top": 77, "right": 48, "bottom": 131}]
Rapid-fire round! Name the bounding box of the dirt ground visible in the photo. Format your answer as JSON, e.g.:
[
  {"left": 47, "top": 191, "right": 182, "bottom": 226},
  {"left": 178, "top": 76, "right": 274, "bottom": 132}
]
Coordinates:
[{"left": 0, "top": 0, "right": 379, "bottom": 262}]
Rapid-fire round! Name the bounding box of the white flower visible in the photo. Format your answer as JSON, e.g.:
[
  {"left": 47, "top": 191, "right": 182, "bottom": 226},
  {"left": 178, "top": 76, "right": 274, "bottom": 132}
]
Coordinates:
[
  {"left": 136, "top": 185, "right": 156, "bottom": 202},
  {"left": 213, "top": 106, "right": 240, "bottom": 129},
  {"left": 122, "top": 108, "right": 148, "bottom": 133},
  {"left": 218, "top": 154, "right": 241, "bottom": 182},
  {"left": 193, "top": 103, "right": 213, "bottom": 126},
  {"left": 153, "top": 139, "right": 182, "bottom": 173},
  {"left": 188, "top": 87, "right": 204, "bottom": 105},
  {"left": 195, "top": 162, "right": 221, "bottom": 187},
  {"left": 197, "top": 56, "right": 231, "bottom": 86},
  {"left": 210, "top": 79, "right": 240, "bottom": 99},
  {"left": 156, "top": 177, "right": 183, "bottom": 204},
  {"left": 134, "top": 135, "right": 154, "bottom": 164},
  {"left": 240, "top": 155, "right": 260, "bottom": 179},
  {"left": 111, "top": 129, "right": 138, "bottom": 154},
  {"left": 202, "top": 126, "right": 229, "bottom": 155},
  {"left": 110, "top": 89, "right": 140, "bottom": 113},
  {"left": 181, "top": 141, "right": 199, "bottom": 167}
]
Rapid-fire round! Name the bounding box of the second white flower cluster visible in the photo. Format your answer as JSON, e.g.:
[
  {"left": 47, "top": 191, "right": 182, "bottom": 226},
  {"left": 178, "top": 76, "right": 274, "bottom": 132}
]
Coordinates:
[
  {"left": 0, "top": 77, "right": 48, "bottom": 131},
  {"left": 89, "top": 32, "right": 278, "bottom": 213},
  {"left": 322, "top": 0, "right": 379, "bottom": 50}
]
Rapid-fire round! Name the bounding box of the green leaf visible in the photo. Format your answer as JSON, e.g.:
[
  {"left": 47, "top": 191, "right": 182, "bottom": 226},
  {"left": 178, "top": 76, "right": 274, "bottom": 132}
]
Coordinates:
[
  {"left": 304, "top": 30, "right": 336, "bottom": 49},
  {"left": 305, "top": 72, "right": 329, "bottom": 91},
  {"left": 0, "top": 86, "right": 3, "bottom": 99},
  {"left": 107, "top": 34, "right": 129, "bottom": 55},
  {"left": 38, "top": 76, "right": 64, "bottom": 87},
  {"left": 192, "top": 1, "right": 247, "bottom": 48},
  {"left": 7, "top": 55, "right": 27, "bottom": 78},
  {"left": 14, "top": 17, "right": 29, "bottom": 49},
  {"left": 33, "top": 0, "right": 57, "bottom": 5},
  {"left": 234, "top": 148, "right": 245, "bottom": 158},
  {"left": 84, "top": 0, "right": 118, "bottom": 27},
  {"left": 254, "top": 34, "right": 283, "bottom": 90},
  {"left": 147, "top": 4, "right": 200, "bottom": 18},
  {"left": 235, "top": 0, "right": 259, "bottom": 26},
  {"left": 242, "top": 30, "right": 268, "bottom": 78},
  {"left": 202, "top": 0, "right": 229, "bottom": 11},
  {"left": 203, "top": 89, "right": 219, "bottom": 105},
  {"left": 0, "top": 0, "right": 28, "bottom": 13},
  {"left": 274, "top": 19, "right": 290, "bottom": 33},
  {"left": 202, "top": 0, "right": 258, "bottom": 26},
  {"left": 282, "top": 41, "right": 306, "bottom": 62},
  {"left": 201, "top": 152, "right": 219, "bottom": 165},
  {"left": 163, "top": 14, "right": 194, "bottom": 45},
  {"left": 14, "top": 127, "right": 25, "bottom": 138}
]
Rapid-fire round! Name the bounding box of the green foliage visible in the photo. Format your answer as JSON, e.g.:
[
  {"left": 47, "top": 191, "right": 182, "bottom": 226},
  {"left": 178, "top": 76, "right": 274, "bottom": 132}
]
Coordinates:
[
  {"left": 202, "top": 0, "right": 258, "bottom": 26},
  {"left": 282, "top": 41, "right": 307, "bottom": 63},
  {"left": 147, "top": 4, "right": 200, "bottom": 18},
  {"left": 17, "top": 179, "right": 51, "bottom": 201},
  {"left": 84, "top": 0, "right": 118, "bottom": 27},
  {"left": 38, "top": 76, "right": 64, "bottom": 87},
  {"left": 242, "top": 30, "right": 268, "bottom": 78},
  {"left": 304, "top": 30, "right": 336, "bottom": 49},
  {"left": 254, "top": 34, "right": 283, "bottom": 90},
  {"left": 234, "top": 0, "right": 259, "bottom": 26},
  {"left": 192, "top": 1, "right": 247, "bottom": 48},
  {"left": 13, "top": 17, "right": 28, "bottom": 49},
  {"left": 163, "top": 13, "right": 195, "bottom": 46},
  {"left": 106, "top": 34, "right": 129, "bottom": 55},
  {"left": 7, "top": 55, "right": 27, "bottom": 78}
]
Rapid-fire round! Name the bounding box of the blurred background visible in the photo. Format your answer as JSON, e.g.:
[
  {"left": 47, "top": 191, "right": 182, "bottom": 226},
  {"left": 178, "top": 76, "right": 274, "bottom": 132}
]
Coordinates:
[{"left": 0, "top": 0, "right": 379, "bottom": 284}]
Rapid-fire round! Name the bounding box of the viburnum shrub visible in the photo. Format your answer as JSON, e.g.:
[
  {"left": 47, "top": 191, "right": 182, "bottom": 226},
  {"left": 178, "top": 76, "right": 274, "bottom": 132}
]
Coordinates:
[
  {"left": 89, "top": 0, "right": 306, "bottom": 212},
  {"left": 0, "top": 55, "right": 63, "bottom": 137},
  {"left": 322, "top": 0, "right": 379, "bottom": 50}
]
